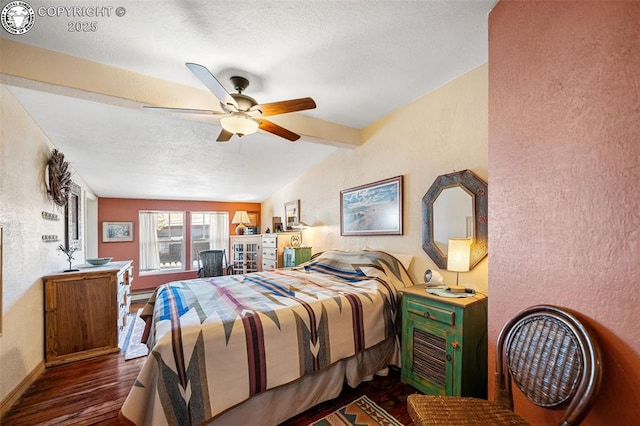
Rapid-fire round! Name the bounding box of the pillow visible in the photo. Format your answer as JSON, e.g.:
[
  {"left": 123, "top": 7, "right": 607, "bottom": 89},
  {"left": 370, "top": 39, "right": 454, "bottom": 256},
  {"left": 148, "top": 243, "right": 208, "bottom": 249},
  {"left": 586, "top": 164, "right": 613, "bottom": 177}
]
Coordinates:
[
  {"left": 363, "top": 247, "right": 413, "bottom": 271},
  {"left": 308, "top": 249, "right": 414, "bottom": 289},
  {"left": 388, "top": 252, "right": 414, "bottom": 271}
]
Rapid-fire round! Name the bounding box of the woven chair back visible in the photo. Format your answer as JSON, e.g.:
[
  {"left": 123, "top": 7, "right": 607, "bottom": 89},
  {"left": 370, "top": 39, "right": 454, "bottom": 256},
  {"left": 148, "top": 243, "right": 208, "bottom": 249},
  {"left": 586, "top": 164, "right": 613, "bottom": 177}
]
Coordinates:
[
  {"left": 495, "top": 305, "right": 602, "bottom": 425},
  {"left": 198, "top": 249, "right": 227, "bottom": 277}
]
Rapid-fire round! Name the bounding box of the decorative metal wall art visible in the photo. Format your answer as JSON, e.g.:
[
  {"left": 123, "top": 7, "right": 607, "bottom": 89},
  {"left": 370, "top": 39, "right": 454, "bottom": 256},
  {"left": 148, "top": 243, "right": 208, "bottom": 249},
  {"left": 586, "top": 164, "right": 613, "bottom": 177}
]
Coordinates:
[{"left": 46, "top": 149, "right": 72, "bottom": 207}]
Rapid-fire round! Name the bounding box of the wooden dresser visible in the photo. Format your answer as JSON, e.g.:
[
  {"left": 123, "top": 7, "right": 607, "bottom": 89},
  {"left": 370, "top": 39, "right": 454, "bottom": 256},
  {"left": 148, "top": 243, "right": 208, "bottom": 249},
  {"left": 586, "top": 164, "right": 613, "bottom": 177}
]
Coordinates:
[{"left": 43, "top": 260, "right": 133, "bottom": 367}]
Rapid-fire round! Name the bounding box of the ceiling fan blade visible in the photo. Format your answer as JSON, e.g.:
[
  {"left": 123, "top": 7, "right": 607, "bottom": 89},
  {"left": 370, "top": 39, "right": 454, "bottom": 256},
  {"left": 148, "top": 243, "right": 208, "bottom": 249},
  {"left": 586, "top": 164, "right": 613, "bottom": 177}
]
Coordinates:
[
  {"left": 143, "top": 106, "right": 223, "bottom": 115},
  {"left": 185, "top": 62, "right": 238, "bottom": 110},
  {"left": 259, "top": 119, "right": 300, "bottom": 141},
  {"left": 253, "top": 97, "right": 316, "bottom": 116},
  {"left": 216, "top": 128, "right": 234, "bottom": 142}
]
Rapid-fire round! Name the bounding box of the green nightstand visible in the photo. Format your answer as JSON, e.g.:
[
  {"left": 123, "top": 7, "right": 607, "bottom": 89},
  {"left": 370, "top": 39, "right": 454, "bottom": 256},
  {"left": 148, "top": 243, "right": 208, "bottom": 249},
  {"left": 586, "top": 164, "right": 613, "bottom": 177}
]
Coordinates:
[
  {"left": 283, "top": 247, "right": 312, "bottom": 267},
  {"left": 401, "top": 285, "right": 487, "bottom": 398}
]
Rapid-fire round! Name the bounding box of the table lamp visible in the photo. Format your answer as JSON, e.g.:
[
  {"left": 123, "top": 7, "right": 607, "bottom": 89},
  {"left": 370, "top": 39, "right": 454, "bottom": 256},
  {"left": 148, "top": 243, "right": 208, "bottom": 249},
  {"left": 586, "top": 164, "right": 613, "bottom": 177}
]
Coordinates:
[
  {"left": 447, "top": 238, "right": 471, "bottom": 292},
  {"left": 232, "top": 211, "right": 250, "bottom": 235}
]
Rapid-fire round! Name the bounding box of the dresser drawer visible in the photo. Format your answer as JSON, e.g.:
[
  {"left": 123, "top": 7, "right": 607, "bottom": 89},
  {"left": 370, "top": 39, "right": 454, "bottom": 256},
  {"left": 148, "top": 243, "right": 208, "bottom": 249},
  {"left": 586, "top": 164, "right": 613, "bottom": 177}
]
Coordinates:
[
  {"left": 262, "top": 236, "right": 277, "bottom": 248},
  {"left": 262, "top": 260, "right": 277, "bottom": 270},
  {"left": 262, "top": 249, "right": 277, "bottom": 260},
  {"left": 405, "top": 297, "right": 455, "bottom": 326}
]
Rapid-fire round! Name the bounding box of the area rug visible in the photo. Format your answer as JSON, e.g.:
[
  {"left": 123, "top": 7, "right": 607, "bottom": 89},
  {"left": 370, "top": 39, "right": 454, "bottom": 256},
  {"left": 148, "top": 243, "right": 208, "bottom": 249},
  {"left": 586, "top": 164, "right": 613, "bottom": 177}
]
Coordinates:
[
  {"left": 121, "top": 309, "right": 149, "bottom": 360},
  {"left": 310, "top": 395, "right": 404, "bottom": 426}
]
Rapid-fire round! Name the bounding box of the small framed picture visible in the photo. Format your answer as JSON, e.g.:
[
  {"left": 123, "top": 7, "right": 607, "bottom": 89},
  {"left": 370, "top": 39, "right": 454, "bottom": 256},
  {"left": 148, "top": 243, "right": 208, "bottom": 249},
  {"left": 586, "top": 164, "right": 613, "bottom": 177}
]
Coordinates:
[
  {"left": 284, "top": 200, "right": 300, "bottom": 230},
  {"left": 102, "top": 221, "right": 134, "bottom": 242}
]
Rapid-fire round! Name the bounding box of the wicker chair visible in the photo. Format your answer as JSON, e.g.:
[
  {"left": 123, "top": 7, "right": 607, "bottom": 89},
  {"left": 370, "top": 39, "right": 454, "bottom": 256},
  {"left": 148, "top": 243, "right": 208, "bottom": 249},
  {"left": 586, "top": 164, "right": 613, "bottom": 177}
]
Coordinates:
[
  {"left": 407, "top": 305, "right": 602, "bottom": 425},
  {"left": 197, "top": 249, "right": 229, "bottom": 278}
]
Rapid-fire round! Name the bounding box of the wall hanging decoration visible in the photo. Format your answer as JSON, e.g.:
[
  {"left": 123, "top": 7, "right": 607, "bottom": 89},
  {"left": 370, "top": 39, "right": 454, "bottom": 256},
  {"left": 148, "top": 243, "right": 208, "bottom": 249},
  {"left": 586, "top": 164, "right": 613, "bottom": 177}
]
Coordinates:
[
  {"left": 41, "top": 211, "right": 59, "bottom": 221},
  {"left": 340, "top": 176, "right": 403, "bottom": 236},
  {"left": 103, "top": 221, "right": 134, "bottom": 242},
  {"left": 45, "top": 149, "right": 72, "bottom": 207}
]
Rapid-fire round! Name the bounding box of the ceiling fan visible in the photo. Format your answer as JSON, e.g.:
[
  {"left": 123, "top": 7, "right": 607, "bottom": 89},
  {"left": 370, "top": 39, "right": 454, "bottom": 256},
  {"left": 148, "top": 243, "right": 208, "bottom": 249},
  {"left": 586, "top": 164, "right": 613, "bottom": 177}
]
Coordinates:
[{"left": 143, "top": 62, "right": 316, "bottom": 142}]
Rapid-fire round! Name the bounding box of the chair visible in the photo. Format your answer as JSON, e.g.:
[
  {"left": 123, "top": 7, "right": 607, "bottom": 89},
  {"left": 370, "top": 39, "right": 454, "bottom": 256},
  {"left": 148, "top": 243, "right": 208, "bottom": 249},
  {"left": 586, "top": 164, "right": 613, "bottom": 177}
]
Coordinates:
[
  {"left": 407, "top": 305, "right": 603, "bottom": 426},
  {"left": 197, "top": 249, "right": 229, "bottom": 278}
]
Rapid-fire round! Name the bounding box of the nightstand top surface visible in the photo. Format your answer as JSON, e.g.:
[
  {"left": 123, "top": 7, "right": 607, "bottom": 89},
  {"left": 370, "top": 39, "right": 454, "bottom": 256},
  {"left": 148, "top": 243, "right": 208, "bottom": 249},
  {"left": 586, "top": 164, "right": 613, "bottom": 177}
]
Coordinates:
[{"left": 401, "top": 284, "right": 487, "bottom": 307}]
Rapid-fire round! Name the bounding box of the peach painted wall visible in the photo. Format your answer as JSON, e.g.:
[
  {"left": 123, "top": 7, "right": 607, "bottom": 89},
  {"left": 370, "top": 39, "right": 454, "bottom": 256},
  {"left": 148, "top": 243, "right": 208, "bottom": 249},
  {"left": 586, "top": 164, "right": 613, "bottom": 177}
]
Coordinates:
[
  {"left": 98, "top": 198, "right": 260, "bottom": 291},
  {"left": 489, "top": 1, "right": 640, "bottom": 424}
]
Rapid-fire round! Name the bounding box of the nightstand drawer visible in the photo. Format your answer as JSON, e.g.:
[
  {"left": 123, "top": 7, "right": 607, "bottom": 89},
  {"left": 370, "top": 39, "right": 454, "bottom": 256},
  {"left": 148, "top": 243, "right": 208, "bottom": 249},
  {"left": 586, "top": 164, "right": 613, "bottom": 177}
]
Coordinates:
[{"left": 406, "top": 297, "right": 455, "bottom": 326}]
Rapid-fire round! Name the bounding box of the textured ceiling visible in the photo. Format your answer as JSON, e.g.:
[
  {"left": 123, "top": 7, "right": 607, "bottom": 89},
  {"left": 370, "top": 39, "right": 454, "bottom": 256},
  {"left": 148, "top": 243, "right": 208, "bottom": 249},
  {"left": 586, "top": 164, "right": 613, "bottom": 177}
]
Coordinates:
[{"left": 1, "top": 0, "right": 495, "bottom": 201}]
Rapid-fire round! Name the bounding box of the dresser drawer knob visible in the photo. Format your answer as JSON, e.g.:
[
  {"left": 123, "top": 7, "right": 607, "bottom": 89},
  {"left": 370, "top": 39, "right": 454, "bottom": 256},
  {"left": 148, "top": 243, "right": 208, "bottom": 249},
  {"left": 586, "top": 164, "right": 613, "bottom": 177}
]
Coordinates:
[{"left": 423, "top": 311, "right": 431, "bottom": 318}]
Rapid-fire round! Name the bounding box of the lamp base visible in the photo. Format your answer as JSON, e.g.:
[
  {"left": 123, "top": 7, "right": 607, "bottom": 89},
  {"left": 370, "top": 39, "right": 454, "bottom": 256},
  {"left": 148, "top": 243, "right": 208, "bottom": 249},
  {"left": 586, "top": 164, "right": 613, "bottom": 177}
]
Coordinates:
[{"left": 235, "top": 224, "right": 246, "bottom": 235}]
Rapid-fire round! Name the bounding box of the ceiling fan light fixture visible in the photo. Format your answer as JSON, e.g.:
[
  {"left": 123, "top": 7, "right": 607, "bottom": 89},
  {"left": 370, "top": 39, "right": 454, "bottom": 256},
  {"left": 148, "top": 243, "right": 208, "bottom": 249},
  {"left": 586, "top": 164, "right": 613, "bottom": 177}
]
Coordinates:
[{"left": 220, "top": 113, "right": 259, "bottom": 136}]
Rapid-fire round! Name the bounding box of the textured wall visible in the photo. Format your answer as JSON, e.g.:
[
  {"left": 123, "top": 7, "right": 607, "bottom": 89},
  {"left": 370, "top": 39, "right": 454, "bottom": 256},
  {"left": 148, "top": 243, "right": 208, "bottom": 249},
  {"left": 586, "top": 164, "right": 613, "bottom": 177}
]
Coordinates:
[
  {"left": 0, "top": 85, "right": 94, "bottom": 405},
  {"left": 262, "top": 64, "right": 489, "bottom": 291},
  {"left": 489, "top": 1, "right": 640, "bottom": 424}
]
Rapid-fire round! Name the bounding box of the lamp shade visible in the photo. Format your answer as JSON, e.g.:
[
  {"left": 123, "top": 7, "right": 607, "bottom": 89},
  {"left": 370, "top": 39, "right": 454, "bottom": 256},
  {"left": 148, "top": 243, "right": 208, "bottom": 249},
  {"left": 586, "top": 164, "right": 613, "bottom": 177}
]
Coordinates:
[
  {"left": 232, "top": 210, "right": 251, "bottom": 235},
  {"left": 447, "top": 238, "right": 472, "bottom": 272},
  {"left": 232, "top": 211, "right": 250, "bottom": 224},
  {"left": 220, "top": 114, "right": 259, "bottom": 136}
]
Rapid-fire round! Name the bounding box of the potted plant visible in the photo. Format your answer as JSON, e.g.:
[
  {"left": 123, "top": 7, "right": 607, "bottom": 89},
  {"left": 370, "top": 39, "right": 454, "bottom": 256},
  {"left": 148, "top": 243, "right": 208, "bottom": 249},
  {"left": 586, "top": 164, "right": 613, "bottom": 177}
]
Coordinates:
[{"left": 57, "top": 244, "right": 79, "bottom": 272}]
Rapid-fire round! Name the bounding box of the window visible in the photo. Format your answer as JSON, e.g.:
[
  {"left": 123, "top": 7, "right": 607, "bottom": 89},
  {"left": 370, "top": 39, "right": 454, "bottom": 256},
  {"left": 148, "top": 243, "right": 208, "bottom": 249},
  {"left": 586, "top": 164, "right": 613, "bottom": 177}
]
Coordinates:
[
  {"left": 190, "top": 212, "right": 229, "bottom": 270},
  {"left": 139, "top": 211, "right": 185, "bottom": 275}
]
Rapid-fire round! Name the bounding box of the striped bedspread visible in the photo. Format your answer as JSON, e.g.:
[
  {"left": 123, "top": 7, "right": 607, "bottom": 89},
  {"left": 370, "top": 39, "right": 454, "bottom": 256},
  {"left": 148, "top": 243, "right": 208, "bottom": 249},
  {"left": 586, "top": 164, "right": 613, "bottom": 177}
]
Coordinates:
[{"left": 120, "top": 250, "right": 413, "bottom": 425}]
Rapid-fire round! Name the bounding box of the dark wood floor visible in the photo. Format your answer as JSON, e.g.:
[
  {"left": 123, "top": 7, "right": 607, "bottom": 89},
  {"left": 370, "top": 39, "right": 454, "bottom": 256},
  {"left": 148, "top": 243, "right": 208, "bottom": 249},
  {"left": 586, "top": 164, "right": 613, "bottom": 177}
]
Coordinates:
[{"left": 3, "top": 338, "right": 417, "bottom": 425}]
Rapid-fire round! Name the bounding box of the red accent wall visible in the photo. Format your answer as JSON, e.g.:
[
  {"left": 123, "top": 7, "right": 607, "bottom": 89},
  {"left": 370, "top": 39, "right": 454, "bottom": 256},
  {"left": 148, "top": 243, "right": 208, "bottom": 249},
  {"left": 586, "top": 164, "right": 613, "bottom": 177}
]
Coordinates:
[
  {"left": 489, "top": 1, "right": 640, "bottom": 424},
  {"left": 98, "top": 198, "right": 260, "bottom": 292}
]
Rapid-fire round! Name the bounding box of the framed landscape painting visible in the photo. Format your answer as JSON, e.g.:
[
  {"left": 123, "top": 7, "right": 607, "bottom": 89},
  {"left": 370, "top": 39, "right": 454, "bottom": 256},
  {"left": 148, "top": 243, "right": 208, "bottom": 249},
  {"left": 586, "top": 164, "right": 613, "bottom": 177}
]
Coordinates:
[
  {"left": 102, "top": 221, "right": 134, "bottom": 242},
  {"left": 340, "top": 176, "right": 403, "bottom": 236}
]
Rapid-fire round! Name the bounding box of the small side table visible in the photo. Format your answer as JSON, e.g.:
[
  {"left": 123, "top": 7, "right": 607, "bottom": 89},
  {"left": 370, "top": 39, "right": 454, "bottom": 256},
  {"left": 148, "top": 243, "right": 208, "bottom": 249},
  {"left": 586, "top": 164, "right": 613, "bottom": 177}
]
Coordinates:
[
  {"left": 400, "top": 285, "right": 488, "bottom": 397},
  {"left": 283, "top": 247, "right": 312, "bottom": 267}
]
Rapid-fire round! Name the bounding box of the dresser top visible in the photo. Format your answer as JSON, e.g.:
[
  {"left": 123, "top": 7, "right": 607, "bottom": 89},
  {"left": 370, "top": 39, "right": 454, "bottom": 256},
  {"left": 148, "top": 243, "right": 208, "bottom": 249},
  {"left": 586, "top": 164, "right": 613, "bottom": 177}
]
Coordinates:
[{"left": 45, "top": 260, "right": 132, "bottom": 278}]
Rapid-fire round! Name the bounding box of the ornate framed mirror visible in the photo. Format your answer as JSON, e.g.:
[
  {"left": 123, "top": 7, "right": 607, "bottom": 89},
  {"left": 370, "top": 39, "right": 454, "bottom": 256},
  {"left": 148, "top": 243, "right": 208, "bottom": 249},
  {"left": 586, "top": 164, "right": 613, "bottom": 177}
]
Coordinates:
[{"left": 422, "top": 169, "right": 487, "bottom": 269}]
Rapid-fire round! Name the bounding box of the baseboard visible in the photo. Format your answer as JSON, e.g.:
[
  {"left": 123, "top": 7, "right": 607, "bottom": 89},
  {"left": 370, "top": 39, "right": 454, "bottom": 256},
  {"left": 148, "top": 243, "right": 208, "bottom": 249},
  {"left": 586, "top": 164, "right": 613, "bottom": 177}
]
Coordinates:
[
  {"left": 0, "top": 360, "right": 45, "bottom": 418},
  {"left": 130, "top": 290, "right": 154, "bottom": 304}
]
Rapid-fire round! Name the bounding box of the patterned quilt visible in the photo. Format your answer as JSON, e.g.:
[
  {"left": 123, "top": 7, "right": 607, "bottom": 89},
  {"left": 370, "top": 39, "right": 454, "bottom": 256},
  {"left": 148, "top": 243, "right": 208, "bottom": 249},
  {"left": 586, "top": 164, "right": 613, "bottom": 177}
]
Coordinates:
[{"left": 120, "top": 250, "right": 414, "bottom": 426}]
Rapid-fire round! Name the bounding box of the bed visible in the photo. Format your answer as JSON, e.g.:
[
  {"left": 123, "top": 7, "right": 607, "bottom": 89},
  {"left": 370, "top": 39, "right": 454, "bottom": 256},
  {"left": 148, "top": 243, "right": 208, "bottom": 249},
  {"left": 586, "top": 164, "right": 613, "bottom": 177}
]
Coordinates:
[{"left": 119, "top": 250, "right": 414, "bottom": 425}]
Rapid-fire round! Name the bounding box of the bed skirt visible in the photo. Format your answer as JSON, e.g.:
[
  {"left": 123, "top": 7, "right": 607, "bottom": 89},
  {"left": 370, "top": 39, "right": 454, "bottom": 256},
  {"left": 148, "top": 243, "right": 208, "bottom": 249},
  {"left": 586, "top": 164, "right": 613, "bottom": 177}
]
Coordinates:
[{"left": 208, "top": 336, "right": 399, "bottom": 425}]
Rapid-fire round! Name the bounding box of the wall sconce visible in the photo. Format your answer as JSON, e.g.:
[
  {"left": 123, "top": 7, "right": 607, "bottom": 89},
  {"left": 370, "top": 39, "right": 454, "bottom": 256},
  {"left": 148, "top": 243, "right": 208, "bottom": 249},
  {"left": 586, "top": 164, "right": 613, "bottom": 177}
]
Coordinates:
[
  {"left": 291, "top": 221, "right": 311, "bottom": 230},
  {"left": 232, "top": 210, "right": 251, "bottom": 235},
  {"left": 447, "top": 238, "right": 471, "bottom": 289}
]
